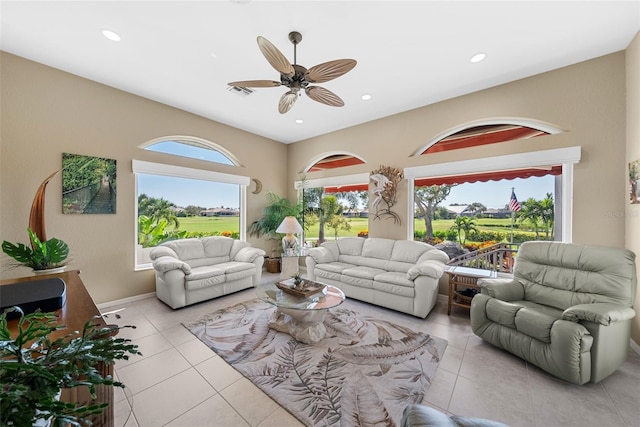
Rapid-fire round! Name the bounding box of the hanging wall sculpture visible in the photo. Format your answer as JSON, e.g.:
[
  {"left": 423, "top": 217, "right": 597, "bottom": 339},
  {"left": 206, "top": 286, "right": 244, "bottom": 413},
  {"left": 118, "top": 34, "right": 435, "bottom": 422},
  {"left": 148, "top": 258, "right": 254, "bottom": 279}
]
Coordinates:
[{"left": 370, "top": 165, "right": 404, "bottom": 224}]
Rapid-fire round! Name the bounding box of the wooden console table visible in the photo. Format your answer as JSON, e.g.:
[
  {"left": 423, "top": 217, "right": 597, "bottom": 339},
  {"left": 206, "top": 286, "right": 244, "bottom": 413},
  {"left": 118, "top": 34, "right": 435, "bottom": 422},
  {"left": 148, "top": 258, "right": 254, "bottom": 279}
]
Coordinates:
[
  {"left": 0, "top": 270, "right": 114, "bottom": 427},
  {"left": 446, "top": 266, "right": 497, "bottom": 315}
]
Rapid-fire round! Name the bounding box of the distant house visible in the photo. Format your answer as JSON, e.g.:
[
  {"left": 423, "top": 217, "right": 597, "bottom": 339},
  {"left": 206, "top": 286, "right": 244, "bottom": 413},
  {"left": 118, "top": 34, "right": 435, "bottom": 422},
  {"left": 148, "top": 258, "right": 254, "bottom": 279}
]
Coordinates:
[
  {"left": 484, "top": 208, "right": 511, "bottom": 219},
  {"left": 444, "top": 205, "right": 469, "bottom": 218},
  {"left": 200, "top": 207, "right": 239, "bottom": 217}
]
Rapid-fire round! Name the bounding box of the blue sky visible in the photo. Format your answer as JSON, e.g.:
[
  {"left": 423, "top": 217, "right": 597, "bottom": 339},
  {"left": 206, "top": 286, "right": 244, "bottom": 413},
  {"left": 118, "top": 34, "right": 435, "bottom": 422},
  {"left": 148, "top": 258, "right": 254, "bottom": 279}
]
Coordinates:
[
  {"left": 141, "top": 141, "right": 554, "bottom": 209},
  {"left": 138, "top": 174, "right": 554, "bottom": 210}
]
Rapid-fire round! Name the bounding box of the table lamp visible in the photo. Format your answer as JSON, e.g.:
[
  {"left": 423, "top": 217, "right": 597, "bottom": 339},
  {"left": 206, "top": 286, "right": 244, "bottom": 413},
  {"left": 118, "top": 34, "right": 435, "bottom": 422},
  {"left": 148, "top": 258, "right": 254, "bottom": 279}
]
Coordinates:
[{"left": 276, "top": 216, "right": 303, "bottom": 254}]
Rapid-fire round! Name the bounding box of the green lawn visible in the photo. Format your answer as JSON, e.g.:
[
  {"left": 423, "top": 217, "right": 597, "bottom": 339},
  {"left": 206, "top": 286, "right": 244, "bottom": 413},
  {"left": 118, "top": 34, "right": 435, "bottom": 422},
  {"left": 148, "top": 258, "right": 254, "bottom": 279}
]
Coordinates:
[{"left": 173, "top": 215, "right": 529, "bottom": 240}]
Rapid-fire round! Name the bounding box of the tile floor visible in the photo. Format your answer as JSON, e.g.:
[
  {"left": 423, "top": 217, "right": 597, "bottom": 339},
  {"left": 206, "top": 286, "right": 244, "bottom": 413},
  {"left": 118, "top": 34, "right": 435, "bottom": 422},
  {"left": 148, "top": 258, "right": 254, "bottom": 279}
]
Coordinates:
[{"left": 101, "top": 272, "right": 640, "bottom": 427}]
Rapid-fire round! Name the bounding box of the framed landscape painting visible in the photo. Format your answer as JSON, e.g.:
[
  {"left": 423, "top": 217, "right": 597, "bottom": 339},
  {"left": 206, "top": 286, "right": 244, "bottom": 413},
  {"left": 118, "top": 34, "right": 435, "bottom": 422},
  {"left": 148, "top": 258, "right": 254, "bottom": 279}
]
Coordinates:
[{"left": 62, "top": 153, "right": 117, "bottom": 214}]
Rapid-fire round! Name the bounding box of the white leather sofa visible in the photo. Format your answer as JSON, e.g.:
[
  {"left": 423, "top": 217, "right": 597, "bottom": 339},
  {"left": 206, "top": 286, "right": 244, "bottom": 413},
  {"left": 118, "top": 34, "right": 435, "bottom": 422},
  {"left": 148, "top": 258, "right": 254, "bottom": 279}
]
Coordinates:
[
  {"left": 305, "top": 237, "right": 449, "bottom": 318},
  {"left": 150, "top": 236, "right": 266, "bottom": 309}
]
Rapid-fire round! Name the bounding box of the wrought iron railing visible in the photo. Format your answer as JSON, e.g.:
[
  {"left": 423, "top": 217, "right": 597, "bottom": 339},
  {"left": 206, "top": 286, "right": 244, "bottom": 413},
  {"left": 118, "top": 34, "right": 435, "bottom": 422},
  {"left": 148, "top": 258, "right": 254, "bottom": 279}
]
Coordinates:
[{"left": 447, "top": 242, "right": 520, "bottom": 273}]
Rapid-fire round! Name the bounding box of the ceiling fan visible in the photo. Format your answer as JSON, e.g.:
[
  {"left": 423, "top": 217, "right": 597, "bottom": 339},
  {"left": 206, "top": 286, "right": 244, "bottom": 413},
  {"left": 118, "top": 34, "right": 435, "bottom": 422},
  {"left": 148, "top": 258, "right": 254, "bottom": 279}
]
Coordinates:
[{"left": 228, "top": 31, "right": 357, "bottom": 114}]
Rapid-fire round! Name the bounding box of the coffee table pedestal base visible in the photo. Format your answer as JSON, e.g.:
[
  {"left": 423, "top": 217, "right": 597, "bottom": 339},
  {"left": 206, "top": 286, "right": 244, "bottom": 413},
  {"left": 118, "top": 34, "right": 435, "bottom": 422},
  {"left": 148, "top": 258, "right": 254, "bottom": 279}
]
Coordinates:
[{"left": 268, "top": 307, "right": 327, "bottom": 344}]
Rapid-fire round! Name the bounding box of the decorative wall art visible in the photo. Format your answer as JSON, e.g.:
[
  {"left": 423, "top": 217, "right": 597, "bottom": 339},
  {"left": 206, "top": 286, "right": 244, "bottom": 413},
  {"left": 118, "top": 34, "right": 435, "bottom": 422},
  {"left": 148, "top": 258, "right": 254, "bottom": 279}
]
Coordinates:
[
  {"left": 630, "top": 159, "right": 639, "bottom": 204},
  {"left": 62, "top": 153, "right": 117, "bottom": 214},
  {"left": 370, "top": 165, "right": 404, "bottom": 224}
]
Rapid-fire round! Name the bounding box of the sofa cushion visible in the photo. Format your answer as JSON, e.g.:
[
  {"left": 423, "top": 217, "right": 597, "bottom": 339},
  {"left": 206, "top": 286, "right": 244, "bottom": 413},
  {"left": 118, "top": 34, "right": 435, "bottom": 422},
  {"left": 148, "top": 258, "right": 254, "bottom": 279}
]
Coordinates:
[
  {"left": 391, "top": 240, "right": 430, "bottom": 263},
  {"left": 315, "top": 268, "right": 343, "bottom": 282},
  {"left": 341, "top": 274, "right": 374, "bottom": 289},
  {"left": 336, "top": 237, "right": 365, "bottom": 256},
  {"left": 485, "top": 299, "right": 520, "bottom": 328},
  {"left": 185, "top": 266, "right": 225, "bottom": 290},
  {"left": 163, "top": 238, "right": 206, "bottom": 261},
  {"left": 315, "top": 262, "right": 355, "bottom": 274},
  {"left": 373, "top": 281, "right": 415, "bottom": 298},
  {"left": 189, "top": 255, "right": 231, "bottom": 268},
  {"left": 202, "top": 236, "right": 235, "bottom": 258},
  {"left": 514, "top": 302, "right": 562, "bottom": 343},
  {"left": 362, "top": 238, "right": 395, "bottom": 260},
  {"left": 342, "top": 266, "right": 387, "bottom": 280},
  {"left": 375, "top": 271, "right": 414, "bottom": 288}
]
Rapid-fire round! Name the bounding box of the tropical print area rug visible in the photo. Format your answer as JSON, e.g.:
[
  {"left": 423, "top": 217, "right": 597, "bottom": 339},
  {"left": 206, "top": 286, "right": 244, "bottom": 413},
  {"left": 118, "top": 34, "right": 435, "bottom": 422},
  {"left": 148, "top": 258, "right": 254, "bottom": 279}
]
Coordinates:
[{"left": 184, "top": 299, "right": 447, "bottom": 426}]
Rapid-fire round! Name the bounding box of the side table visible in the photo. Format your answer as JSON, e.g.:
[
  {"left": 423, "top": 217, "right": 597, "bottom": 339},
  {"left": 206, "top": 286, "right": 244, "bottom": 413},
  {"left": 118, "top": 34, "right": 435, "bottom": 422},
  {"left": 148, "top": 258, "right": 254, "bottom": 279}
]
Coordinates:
[{"left": 446, "top": 266, "right": 497, "bottom": 315}]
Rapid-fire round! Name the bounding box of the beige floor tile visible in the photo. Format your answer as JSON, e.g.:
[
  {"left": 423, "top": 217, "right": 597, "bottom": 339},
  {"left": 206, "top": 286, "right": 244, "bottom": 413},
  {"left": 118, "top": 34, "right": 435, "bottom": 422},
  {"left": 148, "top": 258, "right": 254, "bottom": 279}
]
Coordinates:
[
  {"left": 165, "top": 394, "right": 250, "bottom": 427},
  {"left": 423, "top": 367, "right": 456, "bottom": 411},
  {"left": 114, "top": 397, "right": 138, "bottom": 427},
  {"left": 458, "top": 339, "right": 528, "bottom": 385},
  {"left": 257, "top": 406, "right": 305, "bottom": 427},
  {"left": 130, "top": 368, "right": 216, "bottom": 427},
  {"left": 161, "top": 323, "right": 197, "bottom": 346},
  {"left": 449, "top": 376, "right": 534, "bottom": 427},
  {"left": 114, "top": 332, "right": 173, "bottom": 369},
  {"left": 176, "top": 335, "right": 216, "bottom": 365},
  {"left": 220, "top": 377, "right": 280, "bottom": 426},
  {"left": 527, "top": 368, "right": 625, "bottom": 426},
  {"left": 602, "top": 369, "right": 640, "bottom": 426},
  {"left": 195, "top": 355, "right": 243, "bottom": 391},
  {"left": 438, "top": 343, "right": 464, "bottom": 374},
  {"left": 116, "top": 348, "right": 191, "bottom": 394}
]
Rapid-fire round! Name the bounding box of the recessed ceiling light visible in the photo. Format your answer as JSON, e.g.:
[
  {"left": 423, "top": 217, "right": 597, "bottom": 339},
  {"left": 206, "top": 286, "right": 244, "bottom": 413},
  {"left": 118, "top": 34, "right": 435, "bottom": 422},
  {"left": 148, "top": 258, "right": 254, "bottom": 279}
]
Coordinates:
[
  {"left": 361, "top": 94, "right": 372, "bottom": 101},
  {"left": 210, "top": 52, "right": 218, "bottom": 59},
  {"left": 470, "top": 53, "right": 486, "bottom": 63},
  {"left": 295, "top": 119, "right": 304, "bottom": 124},
  {"left": 101, "top": 29, "right": 121, "bottom": 42}
]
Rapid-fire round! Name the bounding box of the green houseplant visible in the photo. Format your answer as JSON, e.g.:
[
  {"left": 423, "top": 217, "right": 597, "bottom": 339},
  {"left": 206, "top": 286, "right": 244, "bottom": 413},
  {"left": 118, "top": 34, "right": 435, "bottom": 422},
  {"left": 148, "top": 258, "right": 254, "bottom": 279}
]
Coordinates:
[
  {"left": 248, "top": 192, "right": 302, "bottom": 258},
  {"left": 2, "top": 228, "right": 69, "bottom": 272},
  {"left": 0, "top": 308, "right": 140, "bottom": 426}
]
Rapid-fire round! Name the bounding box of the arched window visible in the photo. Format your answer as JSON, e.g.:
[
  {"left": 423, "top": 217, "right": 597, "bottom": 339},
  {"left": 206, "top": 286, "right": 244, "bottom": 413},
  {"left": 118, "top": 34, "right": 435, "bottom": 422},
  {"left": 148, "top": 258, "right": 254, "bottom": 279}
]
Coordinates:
[
  {"left": 304, "top": 152, "right": 366, "bottom": 172},
  {"left": 141, "top": 136, "right": 241, "bottom": 166},
  {"left": 133, "top": 137, "right": 248, "bottom": 269},
  {"left": 414, "top": 118, "right": 563, "bottom": 156}
]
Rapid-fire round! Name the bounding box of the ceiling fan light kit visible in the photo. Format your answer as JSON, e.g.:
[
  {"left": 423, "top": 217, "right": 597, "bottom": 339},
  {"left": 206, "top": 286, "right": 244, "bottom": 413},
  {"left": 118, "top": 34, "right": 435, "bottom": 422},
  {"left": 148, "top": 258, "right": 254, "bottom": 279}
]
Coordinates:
[{"left": 228, "top": 31, "right": 357, "bottom": 114}]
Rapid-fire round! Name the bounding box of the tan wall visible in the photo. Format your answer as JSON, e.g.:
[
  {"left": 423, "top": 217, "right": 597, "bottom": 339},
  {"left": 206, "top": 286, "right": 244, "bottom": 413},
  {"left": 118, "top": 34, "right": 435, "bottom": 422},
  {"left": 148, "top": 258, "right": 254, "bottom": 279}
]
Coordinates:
[
  {"left": 0, "top": 52, "right": 287, "bottom": 303},
  {"left": 288, "top": 52, "right": 628, "bottom": 294},
  {"left": 626, "top": 32, "right": 640, "bottom": 344}
]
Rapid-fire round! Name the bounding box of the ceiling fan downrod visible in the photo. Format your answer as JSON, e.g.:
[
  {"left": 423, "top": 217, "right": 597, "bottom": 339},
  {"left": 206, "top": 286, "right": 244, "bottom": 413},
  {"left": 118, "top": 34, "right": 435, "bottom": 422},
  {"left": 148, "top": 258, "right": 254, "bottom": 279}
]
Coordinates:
[{"left": 288, "top": 31, "right": 302, "bottom": 65}]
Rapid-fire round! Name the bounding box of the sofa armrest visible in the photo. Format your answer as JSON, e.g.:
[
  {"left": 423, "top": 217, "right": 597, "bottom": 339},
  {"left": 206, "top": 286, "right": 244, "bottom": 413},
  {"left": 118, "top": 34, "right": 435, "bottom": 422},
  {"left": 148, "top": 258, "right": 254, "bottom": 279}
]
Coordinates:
[
  {"left": 233, "top": 246, "right": 266, "bottom": 263},
  {"left": 562, "top": 303, "right": 636, "bottom": 326},
  {"left": 407, "top": 260, "right": 445, "bottom": 280},
  {"left": 152, "top": 256, "right": 191, "bottom": 274},
  {"left": 478, "top": 278, "right": 524, "bottom": 301},
  {"left": 307, "top": 246, "right": 337, "bottom": 264},
  {"left": 150, "top": 245, "right": 178, "bottom": 260}
]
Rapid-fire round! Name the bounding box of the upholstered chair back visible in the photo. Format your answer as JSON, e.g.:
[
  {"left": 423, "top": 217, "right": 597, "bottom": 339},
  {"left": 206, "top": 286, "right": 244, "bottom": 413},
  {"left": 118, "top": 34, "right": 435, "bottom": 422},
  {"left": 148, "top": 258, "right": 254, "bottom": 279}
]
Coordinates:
[{"left": 514, "top": 241, "right": 637, "bottom": 310}]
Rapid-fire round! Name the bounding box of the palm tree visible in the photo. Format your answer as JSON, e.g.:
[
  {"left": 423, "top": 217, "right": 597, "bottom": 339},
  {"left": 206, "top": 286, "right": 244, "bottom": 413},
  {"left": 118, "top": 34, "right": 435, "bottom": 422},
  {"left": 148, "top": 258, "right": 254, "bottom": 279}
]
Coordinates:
[
  {"left": 248, "top": 192, "right": 301, "bottom": 256},
  {"left": 539, "top": 193, "right": 554, "bottom": 240},
  {"left": 450, "top": 216, "right": 478, "bottom": 245},
  {"left": 138, "top": 194, "right": 180, "bottom": 228},
  {"left": 517, "top": 198, "right": 543, "bottom": 239}
]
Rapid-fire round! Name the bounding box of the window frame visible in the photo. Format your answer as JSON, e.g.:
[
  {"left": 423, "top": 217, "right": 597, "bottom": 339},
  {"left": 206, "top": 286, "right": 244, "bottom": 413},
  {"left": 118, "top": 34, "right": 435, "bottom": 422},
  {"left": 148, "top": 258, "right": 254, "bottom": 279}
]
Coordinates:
[
  {"left": 404, "top": 146, "right": 581, "bottom": 242},
  {"left": 132, "top": 159, "right": 250, "bottom": 270}
]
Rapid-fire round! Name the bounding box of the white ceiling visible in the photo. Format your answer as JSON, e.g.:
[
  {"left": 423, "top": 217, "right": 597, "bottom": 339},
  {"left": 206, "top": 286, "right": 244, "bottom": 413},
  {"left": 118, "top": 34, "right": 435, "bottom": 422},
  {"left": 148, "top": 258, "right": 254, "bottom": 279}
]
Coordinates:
[{"left": 2, "top": 1, "right": 639, "bottom": 144}]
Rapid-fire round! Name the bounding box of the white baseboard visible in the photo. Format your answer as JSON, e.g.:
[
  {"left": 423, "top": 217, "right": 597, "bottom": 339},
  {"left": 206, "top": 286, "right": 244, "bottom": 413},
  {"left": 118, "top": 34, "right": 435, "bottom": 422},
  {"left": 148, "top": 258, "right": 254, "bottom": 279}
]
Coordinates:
[
  {"left": 630, "top": 338, "right": 640, "bottom": 356},
  {"left": 97, "top": 292, "right": 156, "bottom": 310}
]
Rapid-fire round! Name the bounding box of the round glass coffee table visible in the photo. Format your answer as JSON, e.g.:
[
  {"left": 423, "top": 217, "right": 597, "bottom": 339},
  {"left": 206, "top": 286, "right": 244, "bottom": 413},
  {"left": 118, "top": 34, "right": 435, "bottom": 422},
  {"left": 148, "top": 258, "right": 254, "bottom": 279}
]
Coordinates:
[{"left": 256, "top": 281, "right": 345, "bottom": 344}]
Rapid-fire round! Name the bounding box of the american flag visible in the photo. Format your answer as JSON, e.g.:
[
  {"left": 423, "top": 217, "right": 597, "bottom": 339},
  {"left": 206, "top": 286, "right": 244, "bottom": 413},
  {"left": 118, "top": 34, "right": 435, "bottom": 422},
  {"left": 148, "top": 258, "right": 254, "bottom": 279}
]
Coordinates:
[{"left": 509, "top": 190, "right": 521, "bottom": 212}]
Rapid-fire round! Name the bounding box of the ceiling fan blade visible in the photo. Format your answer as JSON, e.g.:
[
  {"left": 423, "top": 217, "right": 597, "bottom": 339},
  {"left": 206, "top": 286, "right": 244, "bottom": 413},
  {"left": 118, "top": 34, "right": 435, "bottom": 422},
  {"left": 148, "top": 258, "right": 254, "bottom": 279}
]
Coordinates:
[
  {"left": 278, "top": 91, "right": 298, "bottom": 114},
  {"left": 257, "top": 36, "right": 294, "bottom": 77},
  {"left": 305, "top": 86, "right": 345, "bottom": 107},
  {"left": 227, "top": 80, "right": 281, "bottom": 88},
  {"left": 306, "top": 59, "right": 357, "bottom": 83}
]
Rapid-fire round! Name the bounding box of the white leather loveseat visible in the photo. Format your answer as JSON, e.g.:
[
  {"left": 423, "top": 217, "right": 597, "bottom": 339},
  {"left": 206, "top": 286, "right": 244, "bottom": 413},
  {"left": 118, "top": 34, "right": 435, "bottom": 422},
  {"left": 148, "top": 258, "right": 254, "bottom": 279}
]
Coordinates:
[
  {"left": 305, "top": 237, "right": 449, "bottom": 318},
  {"left": 150, "top": 236, "right": 266, "bottom": 309}
]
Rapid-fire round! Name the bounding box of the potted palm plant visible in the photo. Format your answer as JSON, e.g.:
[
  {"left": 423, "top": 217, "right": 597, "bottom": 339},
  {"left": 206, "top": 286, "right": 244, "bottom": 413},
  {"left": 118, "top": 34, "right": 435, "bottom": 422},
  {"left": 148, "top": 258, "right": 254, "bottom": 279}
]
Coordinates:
[
  {"left": 0, "top": 308, "right": 140, "bottom": 426},
  {"left": 2, "top": 228, "right": 69, "bottom": 274},
  {"left": 248, "top": 192, "right": 302, "bottom": 272}
]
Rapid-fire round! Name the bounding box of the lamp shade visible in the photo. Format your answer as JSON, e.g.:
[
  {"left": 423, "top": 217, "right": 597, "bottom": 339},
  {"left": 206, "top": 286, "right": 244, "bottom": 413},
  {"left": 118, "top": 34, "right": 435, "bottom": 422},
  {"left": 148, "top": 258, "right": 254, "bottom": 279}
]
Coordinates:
[{"left": 276, "top": 216, "right": 303, "bottom": 234}]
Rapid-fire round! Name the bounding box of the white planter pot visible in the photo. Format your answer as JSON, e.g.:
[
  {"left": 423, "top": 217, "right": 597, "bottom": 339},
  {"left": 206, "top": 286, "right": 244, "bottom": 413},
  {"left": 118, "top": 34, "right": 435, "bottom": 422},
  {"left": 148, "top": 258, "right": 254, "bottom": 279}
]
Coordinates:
[{"left": 32, "top": 266, "right": 66, "bottom": 275}]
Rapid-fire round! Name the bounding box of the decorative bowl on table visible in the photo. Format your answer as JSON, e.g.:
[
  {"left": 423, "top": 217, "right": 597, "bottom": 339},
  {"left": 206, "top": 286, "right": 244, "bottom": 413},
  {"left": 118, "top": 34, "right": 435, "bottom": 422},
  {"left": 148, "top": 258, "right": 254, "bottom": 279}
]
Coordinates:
[{"left": 276, "top": 278, "right": 326, "bottom": 297}]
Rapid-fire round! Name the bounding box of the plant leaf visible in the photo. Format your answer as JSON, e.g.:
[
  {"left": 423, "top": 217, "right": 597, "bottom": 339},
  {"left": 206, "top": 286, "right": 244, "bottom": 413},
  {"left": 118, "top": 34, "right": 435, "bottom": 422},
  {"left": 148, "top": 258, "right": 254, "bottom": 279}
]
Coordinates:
[{"left": 340, "top": 370, "right": 394, "bottom": 427}]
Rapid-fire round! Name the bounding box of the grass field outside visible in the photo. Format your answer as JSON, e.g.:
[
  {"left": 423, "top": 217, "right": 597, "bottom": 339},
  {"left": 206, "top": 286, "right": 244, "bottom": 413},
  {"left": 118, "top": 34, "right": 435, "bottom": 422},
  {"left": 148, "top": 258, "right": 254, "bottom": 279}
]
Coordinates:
[{"left": 172, "top": 215, "right": 536, "bottom": 243}]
